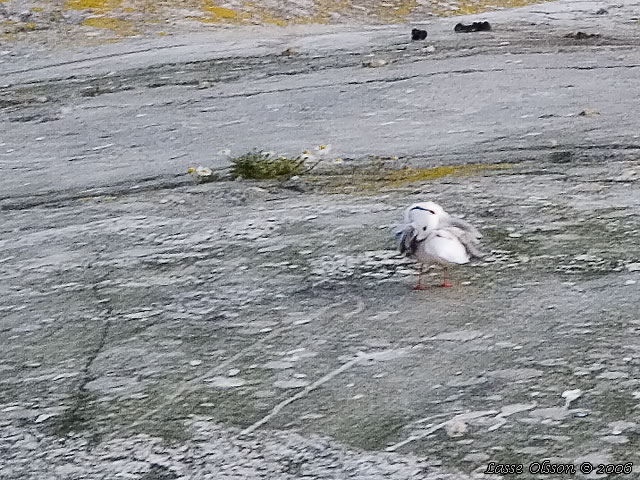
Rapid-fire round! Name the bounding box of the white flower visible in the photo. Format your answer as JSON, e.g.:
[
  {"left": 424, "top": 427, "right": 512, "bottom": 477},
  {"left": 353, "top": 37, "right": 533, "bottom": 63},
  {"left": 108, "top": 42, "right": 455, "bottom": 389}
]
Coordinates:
[
  {"left": 195, "top": 166, "right": 213, "bottom": 177},
  {"left": 261, "top": 150, "right": 276, "bottom": 158},
  {"left": 301, "top": 149, "right": 316, "bottom": 161},
  {"left": 314, "top": 144, "right": 332, "bottom": 157}
]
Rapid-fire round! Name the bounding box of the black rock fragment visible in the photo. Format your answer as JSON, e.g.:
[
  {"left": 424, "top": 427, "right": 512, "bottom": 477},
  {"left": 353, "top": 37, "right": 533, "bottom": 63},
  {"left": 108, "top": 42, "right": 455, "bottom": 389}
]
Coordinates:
[
  {"left": 565, "top": 31, "right": 601, "bottom": 40},
  {"left": 411, "top": 28, "right": 428, "bottom": 41},
  {"left": 454, "top": 21, "right": 491, "bottom": 33}
]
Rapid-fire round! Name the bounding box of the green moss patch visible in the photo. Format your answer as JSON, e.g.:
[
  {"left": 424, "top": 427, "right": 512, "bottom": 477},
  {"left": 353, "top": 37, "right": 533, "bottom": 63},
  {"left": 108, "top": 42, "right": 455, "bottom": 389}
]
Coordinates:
[{"left": 231, "top": 151, "right": 306, "bottom": 179}]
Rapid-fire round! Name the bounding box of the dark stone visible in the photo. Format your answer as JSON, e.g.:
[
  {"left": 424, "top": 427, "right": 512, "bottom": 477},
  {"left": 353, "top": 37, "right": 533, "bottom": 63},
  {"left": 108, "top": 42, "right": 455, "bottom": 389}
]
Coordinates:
[
  {"left": 411, "top": 28, "right": 428, "bottom": 41},
  {"left": 454, "top": 21, "right": 491, "bottom": 33},
  {"left": 565, "top": 31, "right": 601, "bottom": 40},
  {"left": 140, "top": 464, "right": 179, "bottom": 480},
  {"left": 549, "top": 151, "right": 574, "bottom": 164}
]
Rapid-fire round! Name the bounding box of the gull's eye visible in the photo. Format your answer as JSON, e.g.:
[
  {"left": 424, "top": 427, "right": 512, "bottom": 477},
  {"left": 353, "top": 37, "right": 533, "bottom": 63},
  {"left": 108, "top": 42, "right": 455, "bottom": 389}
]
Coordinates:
[{"left": 423, "top": 226, "right": 427, "bottom": 231}]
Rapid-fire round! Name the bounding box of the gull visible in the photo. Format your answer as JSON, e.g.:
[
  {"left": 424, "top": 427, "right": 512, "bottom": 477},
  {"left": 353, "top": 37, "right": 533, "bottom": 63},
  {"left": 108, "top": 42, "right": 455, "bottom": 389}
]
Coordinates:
[{"left": 395, "top": 201, "right": 483, "bottom": 289}]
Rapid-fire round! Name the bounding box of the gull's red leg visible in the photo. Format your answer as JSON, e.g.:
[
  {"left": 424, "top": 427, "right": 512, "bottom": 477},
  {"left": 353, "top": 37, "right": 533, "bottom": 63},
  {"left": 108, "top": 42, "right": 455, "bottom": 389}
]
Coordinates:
[
  {"left": 413, "top": 264, "right": 425, "bottom": 290},
  {"left": 441, "top": 266, "right": 453, "bottom": 288}
]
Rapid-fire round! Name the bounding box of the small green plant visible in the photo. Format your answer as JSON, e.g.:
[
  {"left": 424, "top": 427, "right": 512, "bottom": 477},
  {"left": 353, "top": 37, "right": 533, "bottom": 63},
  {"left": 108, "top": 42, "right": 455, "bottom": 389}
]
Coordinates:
[
  {"left": 230, "top": 150, "right": 305, "bottom": 179},
  {"left": 549, "top": 150, "right": 574, "bottom": 163}
]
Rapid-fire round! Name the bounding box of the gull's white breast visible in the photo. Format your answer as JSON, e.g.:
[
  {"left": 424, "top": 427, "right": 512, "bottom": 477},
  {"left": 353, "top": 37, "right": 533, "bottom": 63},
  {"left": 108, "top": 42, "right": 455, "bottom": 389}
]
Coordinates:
[{"left": 416, "top": 229, "right": 470, "bottom": 265}]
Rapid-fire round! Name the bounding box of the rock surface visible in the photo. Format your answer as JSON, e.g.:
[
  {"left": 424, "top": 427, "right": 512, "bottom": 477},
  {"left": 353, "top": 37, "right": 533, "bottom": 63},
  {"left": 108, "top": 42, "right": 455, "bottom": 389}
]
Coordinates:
[{"left": 2, "top": 1, "right": 640, "bottom": 478}]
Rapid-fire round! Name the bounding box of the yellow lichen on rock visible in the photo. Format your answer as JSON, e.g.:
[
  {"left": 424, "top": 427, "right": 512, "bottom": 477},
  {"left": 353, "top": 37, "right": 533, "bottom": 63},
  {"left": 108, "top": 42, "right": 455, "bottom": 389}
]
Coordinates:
[
  {"left": 242, "top": 2, "right": 289, "bottom": 26},
  {"left": 9, "top": 0, "right": 554, "bottom": 45},
  {"left": 374, "top": 0, "right": 419, "bottom": 23},
  {"left": 197, "top": 1, "right": 248, "bottom": 22},
  {"left": 435, "top": 0, "right": 548, "bottom": 16},
  {"left": 202, "top": 2, "right": 240, "bottom": 18},
  {"left": 385, "top": 162, "right": 513, "bottom": 185},
  {"left": 81, "top": 16, "right": 137, "bottom": 35},
  {"left": 65, "top": 0, "right": 123, "bottom": 14}
]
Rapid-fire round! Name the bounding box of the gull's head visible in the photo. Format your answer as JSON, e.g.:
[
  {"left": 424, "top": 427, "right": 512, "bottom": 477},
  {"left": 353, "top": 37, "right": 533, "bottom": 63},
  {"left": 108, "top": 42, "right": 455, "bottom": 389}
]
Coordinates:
[{"left": 404, "top": 201, "right": 448, "bottom": 231}]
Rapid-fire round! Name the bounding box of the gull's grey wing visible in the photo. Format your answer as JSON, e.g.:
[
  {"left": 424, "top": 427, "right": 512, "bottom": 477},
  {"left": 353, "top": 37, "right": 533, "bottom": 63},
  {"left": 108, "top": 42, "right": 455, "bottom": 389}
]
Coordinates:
[
  {"left": 443, "top": 216, "right": 482, "bottom": 240},
  {"left": 444, "top": 224, "right": 484, "bottom": 259}
]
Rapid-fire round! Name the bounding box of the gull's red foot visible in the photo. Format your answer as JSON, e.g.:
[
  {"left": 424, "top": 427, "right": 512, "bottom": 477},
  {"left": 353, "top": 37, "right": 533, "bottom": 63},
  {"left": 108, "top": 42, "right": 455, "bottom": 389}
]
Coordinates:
[
  {"left": 441, "top": 281, "right": 453, "bottom": 288},
  {"left": 413, "top": 284, "right": 426, "bottom": 290}
]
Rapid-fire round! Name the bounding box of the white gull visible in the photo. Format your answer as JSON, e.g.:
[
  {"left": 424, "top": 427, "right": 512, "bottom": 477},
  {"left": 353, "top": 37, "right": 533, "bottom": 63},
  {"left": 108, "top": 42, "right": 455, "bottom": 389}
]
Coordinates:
[{"left": 395, "top": 201, "right": 483, "bottom": 289}]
